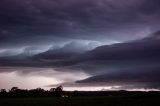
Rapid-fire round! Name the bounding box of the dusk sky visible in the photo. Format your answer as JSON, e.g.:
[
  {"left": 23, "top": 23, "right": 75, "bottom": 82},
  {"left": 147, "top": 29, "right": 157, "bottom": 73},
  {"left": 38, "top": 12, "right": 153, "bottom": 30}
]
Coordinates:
[{"left": 0, "top": 0, "right": 160, "bottom": 91}]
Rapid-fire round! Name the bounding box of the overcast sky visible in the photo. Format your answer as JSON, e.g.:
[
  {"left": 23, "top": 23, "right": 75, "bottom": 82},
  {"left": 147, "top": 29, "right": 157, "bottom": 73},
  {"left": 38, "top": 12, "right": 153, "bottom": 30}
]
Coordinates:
[{"left": 0, "top": 0, "right": 160, "bottom": 91}]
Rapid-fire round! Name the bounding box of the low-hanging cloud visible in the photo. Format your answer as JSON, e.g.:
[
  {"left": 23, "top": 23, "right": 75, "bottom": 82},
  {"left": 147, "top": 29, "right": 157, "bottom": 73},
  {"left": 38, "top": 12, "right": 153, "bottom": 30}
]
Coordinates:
[
  {"left": 1, "top": 0, "right": 160, "bottom": 90},
  {"left": 1, "top": 31, "right": 160, "bottom": 90}
]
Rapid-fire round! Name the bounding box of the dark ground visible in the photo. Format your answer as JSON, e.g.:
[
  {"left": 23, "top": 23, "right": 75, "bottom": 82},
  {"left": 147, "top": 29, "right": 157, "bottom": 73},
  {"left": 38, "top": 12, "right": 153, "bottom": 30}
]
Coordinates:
[
  {"left": 1, "top": 91, "right": 160, "bottom": 106},
  {"left": 0, "top": 96, "right": 160, "bottom": 106}
]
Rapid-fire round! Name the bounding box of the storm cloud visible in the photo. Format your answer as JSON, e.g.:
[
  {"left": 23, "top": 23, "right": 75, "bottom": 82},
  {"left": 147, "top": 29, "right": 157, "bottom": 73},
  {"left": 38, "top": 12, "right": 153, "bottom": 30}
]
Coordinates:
[
  {"left": 72, "top": 31, "right": 160, "bottom": 89},
  {"left": 1, "top": 30, "right": 160, "bottom": 90},
  {"left": 0, "top": 0, "right": 160, "bottom": 90},
  {"left": 1, "top": 0, "right": 160, "bottom": 49}
]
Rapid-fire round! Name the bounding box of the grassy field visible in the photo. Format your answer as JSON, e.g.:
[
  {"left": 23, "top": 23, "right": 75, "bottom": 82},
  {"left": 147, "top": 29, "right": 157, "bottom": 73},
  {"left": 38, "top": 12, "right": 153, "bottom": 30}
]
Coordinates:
[{"left": 0, "top": 96, "right": 160, "bottom": 106}]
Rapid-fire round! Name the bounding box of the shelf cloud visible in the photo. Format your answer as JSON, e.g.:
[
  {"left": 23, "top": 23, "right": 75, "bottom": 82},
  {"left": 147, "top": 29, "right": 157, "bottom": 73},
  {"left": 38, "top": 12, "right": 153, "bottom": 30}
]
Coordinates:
[{"left": 0, "top": 0, "right": 160, "bottom": 90}]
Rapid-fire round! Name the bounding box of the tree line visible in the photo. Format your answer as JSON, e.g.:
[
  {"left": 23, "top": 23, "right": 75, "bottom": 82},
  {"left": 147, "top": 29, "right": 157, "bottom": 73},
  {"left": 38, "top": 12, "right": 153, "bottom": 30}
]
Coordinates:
[
  {"left": 1, "top": 86, "right": 160, "bottom": 98},
  {"left": 0, "top": 86, "right": 65, "bottom": 97}
]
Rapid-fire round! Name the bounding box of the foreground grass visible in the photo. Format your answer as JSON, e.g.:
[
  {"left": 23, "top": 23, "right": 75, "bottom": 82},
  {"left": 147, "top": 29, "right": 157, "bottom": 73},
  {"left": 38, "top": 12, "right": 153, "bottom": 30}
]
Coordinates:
[{"left": 0, "top": 96, "right": 160, "bottom": 106}]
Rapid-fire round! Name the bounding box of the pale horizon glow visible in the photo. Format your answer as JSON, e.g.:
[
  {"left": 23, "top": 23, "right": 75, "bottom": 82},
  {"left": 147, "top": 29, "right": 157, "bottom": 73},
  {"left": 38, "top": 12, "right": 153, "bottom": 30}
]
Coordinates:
[
  {"left": 0, "top": 72, "right": 60, "bottom": 90},
  {"left": 0, "top": 71, "right": 159, "bottom": 91},
  {"left": 0, "top": 67, "right": 90, "bottom": 90}
]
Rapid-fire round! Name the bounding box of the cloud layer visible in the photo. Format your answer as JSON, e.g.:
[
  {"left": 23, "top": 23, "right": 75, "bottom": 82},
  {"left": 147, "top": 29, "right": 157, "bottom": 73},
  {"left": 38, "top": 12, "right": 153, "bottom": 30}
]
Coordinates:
[
  {"left": 1, "top": 0, "right": 160, "bottom": 49},
  {"left": 1, "top": 0, "right": 160, "bottom": 90},
  {"left": 0, "top": 30, "right": 160, "bottom": 89}
]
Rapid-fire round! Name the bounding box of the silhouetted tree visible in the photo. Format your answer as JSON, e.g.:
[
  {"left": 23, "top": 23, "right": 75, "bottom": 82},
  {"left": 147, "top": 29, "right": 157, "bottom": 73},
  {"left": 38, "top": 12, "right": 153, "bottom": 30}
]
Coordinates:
[
  {"left": 54, "top": 85, "right": 63, "bottom": 97},
  {"left": 55, "top": 85, "right": 63, "bottom": 92},
  {"left": 10, "top": 87, "right": 19, "bottom": 92},
  {"left": 36, "top": 88, "right": 45, "bottom": 92},
  {"left": 0, "top": 89, "right": 6, "bottom": 93},
  {"left": 50, "top": 88, "right": 55, "bottom": 92}
]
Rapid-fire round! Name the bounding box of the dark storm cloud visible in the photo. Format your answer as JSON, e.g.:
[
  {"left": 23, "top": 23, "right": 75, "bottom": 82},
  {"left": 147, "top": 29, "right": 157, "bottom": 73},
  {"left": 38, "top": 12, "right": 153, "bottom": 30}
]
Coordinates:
[
  {"left": 72, "top": 31, "right": 160, "bottom": 89},
  {"left": 1, "top": 0, "right": 160, "bottom": 89},
  {"left": 0, "top": 30, "right": 160, "bottom": 90},
  {"left": 0, "top": 41, "right": 99, "bottom": 67},
  {"left": 32, "top": 41, "right": 100, "bottom": 61},
  {"left": 45, "top": 30, "right": 160, "bottom": 89},
  {"left": 1, "top": 0, "right": 160, "bottom": 48},
  {"left": 1, "top": 30, "right": 160, "bottom": 72},
  {"left": 48, "top": 66, "right": 160, "bottom": 89},
  {"left": 0, "top": 30, "right": 160, "bottom": 66},
  {"left": 76, "top": 66, "right": 160, "bottom": 89}
]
